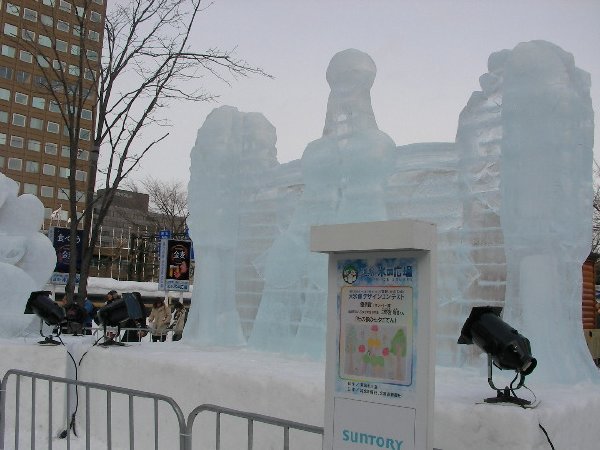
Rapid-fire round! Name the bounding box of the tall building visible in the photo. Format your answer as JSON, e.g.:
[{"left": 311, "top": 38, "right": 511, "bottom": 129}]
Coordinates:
[{"left": 0, "top": 0, "right": 106, "bottom": 226}]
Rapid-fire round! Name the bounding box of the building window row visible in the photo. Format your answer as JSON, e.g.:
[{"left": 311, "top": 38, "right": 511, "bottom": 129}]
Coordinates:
[
  {"left": 9, "top": 1, "right": 104, "bottom": 28},
  {"left": 0, "top": 86, "right": 93, "bottom": 121},
  {"left": 0, "top": 129, "right": 90, "bottom": 162},
  {"left": 2, "top": 154, "right": 87, "bottom": 184}
]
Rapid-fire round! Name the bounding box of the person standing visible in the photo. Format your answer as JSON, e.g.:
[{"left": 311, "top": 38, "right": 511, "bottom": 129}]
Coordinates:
[
  {"left": 171, "top": 301, "right": 187, "bottom": 341},
  {"left": 148, "top": 299, "right": 171, "bottom": 342},
  {"left": 121, "top": 292, "right": 148, "bottom": 343}
]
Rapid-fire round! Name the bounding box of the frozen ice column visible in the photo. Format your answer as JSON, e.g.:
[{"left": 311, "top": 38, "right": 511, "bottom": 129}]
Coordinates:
[
  {"left": 185, "top": 106, "right": 278, "bottom": 345},
  {"left": 500, "top": 41, "right": 597, "bottom": 383},
  {"left": 0, "top": 173, "right": 56, "bottom": 337},
  {"left": 249, "top": 49, "right": 396, "bottom": 359}
]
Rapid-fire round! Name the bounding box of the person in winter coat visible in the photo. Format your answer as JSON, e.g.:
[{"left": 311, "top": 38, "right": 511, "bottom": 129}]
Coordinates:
[
  {"left": 121, "top": 292, "right": 148, "bottom": 343},
  {"left": 148, "top": 299, "right": 171, "bottom": 342},
  {"left": 171, "top": 301, "right": 187, "bottom": 341}
]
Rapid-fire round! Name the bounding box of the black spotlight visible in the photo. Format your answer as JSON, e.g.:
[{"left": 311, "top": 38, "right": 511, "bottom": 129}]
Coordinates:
[
  {"left": 96, "top": 293, "right": 144, "bottom": 346},
  {"left": 25, "top": 291, "right": 66, "bottom": 345},
  {"left": 458, "top": 306, "right": 537, "bottom": 406}
]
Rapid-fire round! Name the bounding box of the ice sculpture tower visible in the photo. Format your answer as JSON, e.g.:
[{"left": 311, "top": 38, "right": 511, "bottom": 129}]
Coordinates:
[
  {"left": 499, "top": 41, "right": 596, "bottom": 383},
  {"left": 249, "top": 49, "right": 397, "bottom": 358}
]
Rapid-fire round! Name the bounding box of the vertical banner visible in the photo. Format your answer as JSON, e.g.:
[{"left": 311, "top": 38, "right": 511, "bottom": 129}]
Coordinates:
[
  {"left": 48, "top": 226, "right": 82, "bottom": 284},
  {"left": 158, "top": 239, "right": 191, "bottom": 292}
]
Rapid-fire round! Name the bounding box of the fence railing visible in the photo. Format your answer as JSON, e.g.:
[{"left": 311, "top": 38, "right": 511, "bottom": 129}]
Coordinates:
[
  {"left": 1, "top": 370, "right": 324, "bottom": 450},
  {"left": 186, "top": 404, "right": 324, "bottom": 450}
]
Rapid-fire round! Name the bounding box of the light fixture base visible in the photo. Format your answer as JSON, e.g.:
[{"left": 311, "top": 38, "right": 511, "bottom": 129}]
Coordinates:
[{"left": 484, "top": 387, "right": 531, "bottom": 406}]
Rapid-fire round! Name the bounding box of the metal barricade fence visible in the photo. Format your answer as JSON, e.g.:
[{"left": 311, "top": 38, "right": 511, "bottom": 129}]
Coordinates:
[
  {"left": 0, "top": 369, "right": 187, "bottom": 450},
  {"left": 186, "top": 404, "right": 324, "bottom": 450},
  {"left": 1, "top": 370, "right": 324, "bottom": 450}
]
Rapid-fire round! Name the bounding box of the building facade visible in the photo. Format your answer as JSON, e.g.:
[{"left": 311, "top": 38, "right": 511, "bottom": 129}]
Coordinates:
[{"left": 0, "top": 0, "right": 105, "bottom": 225}]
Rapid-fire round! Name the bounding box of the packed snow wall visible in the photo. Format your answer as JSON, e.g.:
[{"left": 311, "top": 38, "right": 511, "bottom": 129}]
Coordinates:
[{"left": 186, "top": 42, "right": 597, "bottom": 383}]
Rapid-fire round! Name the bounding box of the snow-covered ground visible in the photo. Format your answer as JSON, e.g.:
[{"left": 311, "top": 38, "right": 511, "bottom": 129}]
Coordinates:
[{"left": 1, "top": 335, "right": 600, "bottom": 450}]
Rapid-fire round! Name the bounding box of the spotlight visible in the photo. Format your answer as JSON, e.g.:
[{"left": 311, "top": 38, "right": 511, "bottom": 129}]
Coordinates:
[
  {"left": 458, "top": 306, "right": 537, "bottom": 405},
  {"left": 25, "top": 291, "right": 66, "bottom": 345},
  {"left": 96, "top": 293, "right": 144, "bottom": 346}
]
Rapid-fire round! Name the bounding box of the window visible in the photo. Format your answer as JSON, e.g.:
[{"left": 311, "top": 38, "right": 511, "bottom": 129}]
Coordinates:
[
  {"left": 80, "top": 109, "right": 92, "bottom": 120},
  {"left": 76, "top": 191, "right": 85, "bottom": 203},
  {"left": 30, "top": 117, "right": 44, "bottom": 130},
  {"left": 16, "top": 71, "right": 31, "bottom": 84},
  {"left": 1, "top": 45, "right": 16, "bottom": 58},
  {"left": 0, "top": 66, "right": 13, "bottom": 80},
  {"left": 23, "top": 183, "right": 38, "bottom": 195},
  {"left": 23, "top": 8, "right": 38, "bottom": 22},
  {"left": 32, "top": 97, "right": 45, "bottom": 110},
  {"left": 79, "top": 128, "right": 91, "bottom": 140},
  {"left": 0, "top": 133, "right": 6, "bottom": 145},
  {"left": 61, "top": 146, "right": 70, "bottom": 157},
  {"left": 56, "top": 20, "right": 69, "bottom": 32},
  {"left": 55, "top": 40, "right": 68, "bottom": 53},
  {"left": 76, "top": 6, "right": 85, "bottom": 18},
  {"left": 42, "top": 0, "right": 55, "bottom": 6},
  {"left": 19, "top": 51, "right": 33, "bottom": 63},
  {"left": 57, "top": 189, "right": 69, "bottom": 200},
  {"left": 10, "top": 135, "right": 24, "bottom": 148},
  {"left": 43, "top": 164, "right": 56, "bottom": 176},
  {"left": 28, "top": 140, "right": 41, "bottom": 152},
  {"left": 6, "top": 3, "right": 20, "bottom": 16},
  {"left": 72, "top": 25, "right": 82, "bottom": 37},
  {"left": 90, "top": 11, "right": 102, "bottom": 23},
  {"left": 52, "top": 60, "right": 66, "bottom": 71},
  {"left": 88, "top": 30, "right": 100, "bottom": 42},
  {"left": 38, "top": 35, "right": 52, "bottom": 48},
  {"left": 3, "top": 23, "right": 17, "bottom": 37},
  {"left": 25, "top": 161, "right": 39, "bottom": 173},
  {"left": 8, "top": 158, "right": 22, "bottom": 170},
  {"left": 77, "top": 149, "right": 89, "bottom": 160},
  {"left": 41, "top": 15, "right": 53, "bottom": 27},
  {"left": 92, "top": 0, "right": 104, "bottom": 5},
  {"left": 59, "top": 0, "right": 72, "bottom": 13},
  {"left": 59, "top": 167, "right": 69, "bottom": 178},
  {"left": 12, "top": 113, "right": 26, "bottom": 127},
  {"left": 44, "top": 208, "right": 53, "bottom": 219},
  {"left": 40, "top": 186, "right": 54, "bottom": 198},
  {"left": 45, "top": 142, "right": 58, "bottom": 154},
  {"left": 75, "top": 170, "right": 86, "bottom": 182},
  {"left": 47, "top": 122, "right": 59, "bottom": 134},
  {"left": 71, "top": 45, "right": 80, "bottom": 56},
  {"left": 68, "top": 65, "right": 80, "bottom": 77},
  {"left": 0, "top": 88, "right": 9, "bottom": 101},
  {"left": 21, "top": 29, "right": 35, "bottom": 42},
  {"left": 86, "top": 49, "right": 98, "bottom": 61},
  {"left": 37, "top": 55, "right": 50, "bottom": 68},
  {"left": 14, "top": 92, "right": 28, "bottom": 105},
  {"left": 0, "top": 110, "right": 7, "bottom": 123},
  {"left": 49, "top": 101, "right": 61, "bottom": 113}
]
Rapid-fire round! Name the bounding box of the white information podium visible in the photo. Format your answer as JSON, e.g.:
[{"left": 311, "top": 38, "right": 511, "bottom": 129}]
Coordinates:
[{"left": 311, "top": 220, "right": 436, "bottom": 450}]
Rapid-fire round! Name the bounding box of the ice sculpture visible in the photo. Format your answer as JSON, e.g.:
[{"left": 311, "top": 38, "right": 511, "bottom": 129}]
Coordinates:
[
  {"left": 499, "top": 41, "right": 596, "bottom": 383},
  {"left": 248, "top": 49, "right": 396, "bottom": 358},
  {"left": 186, "top": 42, "right": 597, "bottom": 383},
  {"left": 0, "top": 173, "right": 56, "bottom": 337},
  {"left": 185, "top": 106, "right": 279, "bottom": 345}
]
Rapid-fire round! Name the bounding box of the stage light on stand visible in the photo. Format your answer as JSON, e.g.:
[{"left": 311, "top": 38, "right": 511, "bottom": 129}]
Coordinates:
[
  {"left": 458, "top": 306, "right": 537, "bottom": 406},
  {"left": 25, "top": 291, "right": 66, "bottom": 345},
  {"left": 96, "top": 293, "right": 144, "bottom": 346}
]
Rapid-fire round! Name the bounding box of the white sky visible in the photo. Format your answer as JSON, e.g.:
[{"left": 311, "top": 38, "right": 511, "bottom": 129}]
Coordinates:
[{"left": 131, "top": 0, "right": 600, "bottom": 184}]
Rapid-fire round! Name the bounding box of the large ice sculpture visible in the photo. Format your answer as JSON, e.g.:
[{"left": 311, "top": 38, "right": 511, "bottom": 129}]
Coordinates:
[
  {"left": 499, "top": 41, "right": 596, "bottom": 383},
  {"left": 0, "top": 173, "right": 56, "bottom": 337},
  {"left": 248, "top": 49, "right": 396, "bottom": 358},
  {"left": 186, "top": 42, "right": 597, "bottom": 383}
]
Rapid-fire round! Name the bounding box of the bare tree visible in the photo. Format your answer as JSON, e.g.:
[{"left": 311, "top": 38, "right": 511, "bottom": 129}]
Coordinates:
[
  {"left": 137, "top": 177, "right": 189, "bottom": 234},
  {"left": 11, "top": 0, "right": 267, "bottom": 302}
]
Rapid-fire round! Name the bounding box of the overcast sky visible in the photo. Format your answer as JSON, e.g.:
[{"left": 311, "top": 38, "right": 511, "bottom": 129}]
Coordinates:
[{"left": 130, "top": 0, "right": 600, "bottom": 184}]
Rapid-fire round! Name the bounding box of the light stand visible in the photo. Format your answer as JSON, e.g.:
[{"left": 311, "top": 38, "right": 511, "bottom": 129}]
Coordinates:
[
  {"left": 37, "top": 318, "right": 62, "bottom": 346},
  {"left": 484, "top": 354, "right": 531, "bottom": 406}
]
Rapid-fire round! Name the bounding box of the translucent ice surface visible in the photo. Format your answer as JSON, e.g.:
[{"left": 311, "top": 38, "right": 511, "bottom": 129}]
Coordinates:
[
  {"left": 186, "top": 43, "right": 598, "bottom": 383},
  {"left": 0, "top": 173, "right": 56, "bottom": 337}
]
